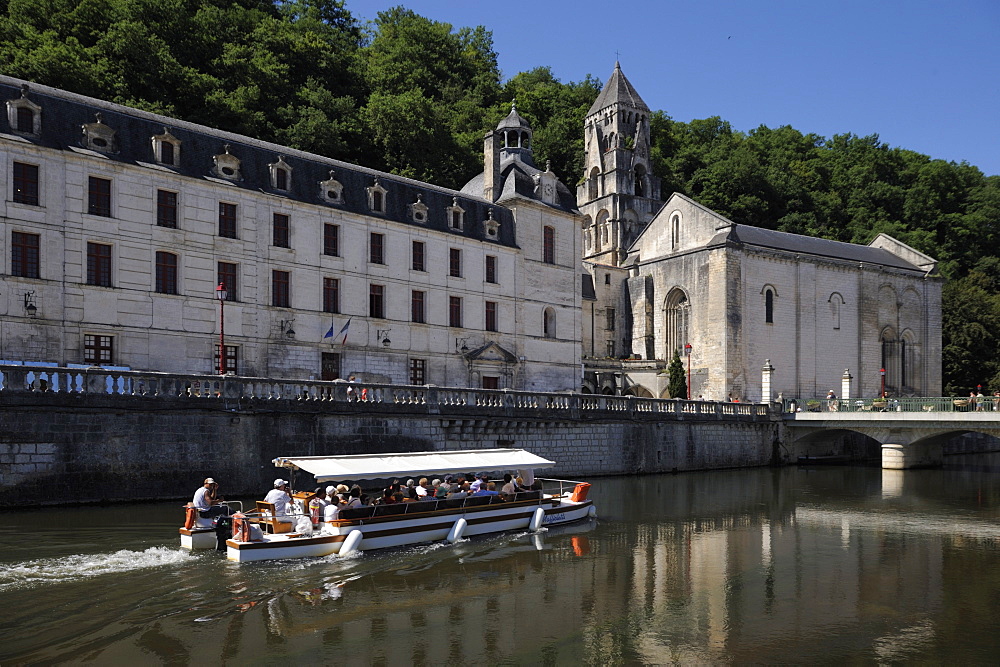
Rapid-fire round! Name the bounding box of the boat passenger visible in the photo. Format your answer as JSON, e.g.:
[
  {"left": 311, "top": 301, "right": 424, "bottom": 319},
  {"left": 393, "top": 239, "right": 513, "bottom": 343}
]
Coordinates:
[
  {"left": 325, "top": 486, "right": 337, "bottom": 505},
  {"left": 404, "top": 479, "right": 418, "bottom": 500},
  {"left": 192, "top": 477, "right": 230, "bottom": 519},
  {"left": 416, "top": 478, "right": 431, "bottom": 497},
  {"left": 470, "top": 473, "right": 488, "bottom": 493},
  {"left": 447, "top": 484, "right": 468, "bottom": 500},
  {"left": 500, "top": 474, "right": 517, "bottom": 500},
  {"left": 324, "top": 494, "right": 346, "bottom": 521},
  {"left": 265, "top": 478, "right": 292, "bottom": 516},
  {"left": 472, "top": 482, "right": 498, "bottom": 496},
  {"left": 434, "top": 480, "right": 449, "bottom": 499},
  {"left": 346, "top": 486, "right": 364, "bottom": 509}
]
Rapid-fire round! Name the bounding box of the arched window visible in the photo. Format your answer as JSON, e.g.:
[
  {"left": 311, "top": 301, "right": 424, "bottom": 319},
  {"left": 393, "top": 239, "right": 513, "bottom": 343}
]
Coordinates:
[
  {"left": 881, "top": 328, "right": 897, "bottom": 393},
  {"left": 588, "top": 167, "right": 600, "bottom": 200},
  {"left": 543, "top": 307, "right": 556, "bottom": 338},
  {"left": 543, "top": 226, "right": 555, "bottom": 264},
  {"left": 634, "top": 165, "right": 646, "bottom": 197},
  {"left": 670, "top": 213, "right": 681, "bottom": 249},
  {"left": 765, "top": 289, "right": 774, "bottom": 323},
  {"left": 828, "top": 292, "right": 844, "bottom": 330},
  {"left": 665, "top": 288, "right": 690, "bottom": 358}
]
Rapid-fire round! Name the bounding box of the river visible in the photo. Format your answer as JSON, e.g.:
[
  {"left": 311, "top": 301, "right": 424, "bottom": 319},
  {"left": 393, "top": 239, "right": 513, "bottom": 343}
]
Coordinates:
[{"left": 2, "top": 455, "right": 999, "bottom": 664}]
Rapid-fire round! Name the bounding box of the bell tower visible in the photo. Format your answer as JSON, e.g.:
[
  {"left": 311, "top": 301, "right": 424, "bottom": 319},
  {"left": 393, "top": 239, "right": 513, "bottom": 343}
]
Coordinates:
[{"left": 578, "top": 62, "right": 661, "bottom": 266}]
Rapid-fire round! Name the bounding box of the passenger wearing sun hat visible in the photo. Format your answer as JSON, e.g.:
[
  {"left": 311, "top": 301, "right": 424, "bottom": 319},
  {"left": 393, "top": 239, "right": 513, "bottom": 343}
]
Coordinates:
[
  {"left": 192, "top": 476, "right": 229, "bottom": 518},
  {"left": 264, "top": 478, "right": 291, "bottom": 516}
]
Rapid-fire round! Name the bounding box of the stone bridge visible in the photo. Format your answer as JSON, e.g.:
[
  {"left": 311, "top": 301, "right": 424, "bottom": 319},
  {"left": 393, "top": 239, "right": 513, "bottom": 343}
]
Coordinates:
[{"left": 784, "top": 411, "right": 1000, "bottom": 468}]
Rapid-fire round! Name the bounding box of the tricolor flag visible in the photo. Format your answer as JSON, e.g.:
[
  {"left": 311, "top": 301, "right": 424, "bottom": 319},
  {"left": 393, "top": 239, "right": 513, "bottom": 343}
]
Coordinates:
[{"left": 324, "top": 318, "right": 351, "bottom": 345}]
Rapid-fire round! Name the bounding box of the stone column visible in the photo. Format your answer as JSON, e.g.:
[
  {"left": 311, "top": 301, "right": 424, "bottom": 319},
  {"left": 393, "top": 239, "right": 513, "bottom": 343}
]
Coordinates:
[
  {"left": 841, "top": 368, "right": 853, "bottom": 400},
  {"left": 761, "top": 359, "right": 774, "bottom": 403}
]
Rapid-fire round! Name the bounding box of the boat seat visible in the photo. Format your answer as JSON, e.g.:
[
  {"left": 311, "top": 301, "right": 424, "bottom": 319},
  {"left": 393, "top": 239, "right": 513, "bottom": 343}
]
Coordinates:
[
  {"left": 488, "top": 495, "right": 506, "bottom": 505},
  {"left": 405, "top": 500, "right": 439, "bottom": 514},
  {"left": 339, "top": 506, "right": 377, "bottom": 521},
  {"left": 374, "top": 503, "right": 406, "bottom": 517},
  {"left": 463, "top": 496, "right": 490, "bottom": 507},
  {"left": 513, "top": 490, "right": 541, "bottom": 502},
  {"left": 255, "top": 501, "right": 293, "bottom": 534}
]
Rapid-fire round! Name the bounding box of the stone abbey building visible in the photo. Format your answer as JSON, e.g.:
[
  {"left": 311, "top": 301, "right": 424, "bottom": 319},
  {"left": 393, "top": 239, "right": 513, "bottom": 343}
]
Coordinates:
[
  {"left": 0, "top": 65, "right": 942, "bottom": 400},
  {"left": 0, "top": 76, "right": 581, "bottom": 391}
]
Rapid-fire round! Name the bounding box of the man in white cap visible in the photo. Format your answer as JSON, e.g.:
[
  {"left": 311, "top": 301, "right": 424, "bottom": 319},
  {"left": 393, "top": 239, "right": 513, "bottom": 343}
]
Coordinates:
[
  {"left": 264, "top": 478, "right": 292, "bottom": 516},
  {"left": 193, "top": 477, "right": 229, "bottom": 518}
]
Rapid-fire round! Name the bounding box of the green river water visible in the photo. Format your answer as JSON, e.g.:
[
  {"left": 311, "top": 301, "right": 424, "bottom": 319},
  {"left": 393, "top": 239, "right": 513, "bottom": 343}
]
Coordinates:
[{"left": 2, "top": 455, "right": 999, "bottom": 664}]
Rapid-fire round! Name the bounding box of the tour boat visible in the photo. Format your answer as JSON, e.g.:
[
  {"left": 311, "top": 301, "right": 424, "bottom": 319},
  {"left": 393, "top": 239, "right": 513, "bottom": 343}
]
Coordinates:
[{"left": 179, "top": 449, "right": 596, "bottom": 562}]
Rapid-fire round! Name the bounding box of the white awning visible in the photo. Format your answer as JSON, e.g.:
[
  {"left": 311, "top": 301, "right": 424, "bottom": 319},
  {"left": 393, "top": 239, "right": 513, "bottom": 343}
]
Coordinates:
[{"left": 273, "top": 448, "right": 555, "bottom": 483}]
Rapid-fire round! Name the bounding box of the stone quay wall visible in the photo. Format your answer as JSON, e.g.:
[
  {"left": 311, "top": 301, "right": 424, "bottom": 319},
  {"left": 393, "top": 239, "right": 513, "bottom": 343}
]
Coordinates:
[{"left": 0, "top": 366, "right": 781, "bottom": 507}]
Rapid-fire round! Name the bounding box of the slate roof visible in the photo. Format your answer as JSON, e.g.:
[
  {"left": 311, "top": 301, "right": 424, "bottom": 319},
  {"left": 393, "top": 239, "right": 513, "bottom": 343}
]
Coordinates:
[
  {"left": 461, "top": 152, "right": 577, "bottom": 212},
  {"left": 712, "top": 224, "right": 926, "bottom": 272},
  {"left": 587, "top": 62, "right": 650, "bottom": 116},
  {"left": 0, "top": 75, "right": 516, "bottom": 248}
]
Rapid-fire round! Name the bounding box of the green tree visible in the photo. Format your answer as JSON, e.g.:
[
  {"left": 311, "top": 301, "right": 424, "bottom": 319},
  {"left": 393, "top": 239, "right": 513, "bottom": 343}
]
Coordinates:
[{"left": 667, "top": 350, "right": 687, "bottom": 399}]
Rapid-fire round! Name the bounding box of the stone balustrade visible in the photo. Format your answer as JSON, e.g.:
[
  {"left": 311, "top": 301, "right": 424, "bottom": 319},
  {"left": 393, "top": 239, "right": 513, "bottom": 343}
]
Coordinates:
[{"left": 0, "top": 364, "right": 772, "bottom": 422}]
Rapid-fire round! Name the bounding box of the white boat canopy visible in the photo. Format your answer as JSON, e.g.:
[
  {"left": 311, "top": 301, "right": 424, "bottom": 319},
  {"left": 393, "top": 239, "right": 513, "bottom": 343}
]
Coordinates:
[{"left": 273, "top": 448, "right": 555, "bottom": 483}]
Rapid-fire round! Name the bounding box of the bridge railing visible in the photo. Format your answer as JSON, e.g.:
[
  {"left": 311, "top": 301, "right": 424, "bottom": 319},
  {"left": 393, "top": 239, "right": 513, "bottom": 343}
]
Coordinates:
[
  {"left": 0, "top": 364, "right": 773, "bottom": 420},
  {"left": 783, "top": 396, "right": 1000, "bottom": 414}
]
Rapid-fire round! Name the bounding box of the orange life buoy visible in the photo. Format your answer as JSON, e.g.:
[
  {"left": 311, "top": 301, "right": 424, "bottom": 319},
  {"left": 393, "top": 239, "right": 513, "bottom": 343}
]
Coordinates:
[
  {"left": 232, "top": 512, "right": 250, "bottom": 542},
  {"left": 184, "top": 506, "right": 196, "bottom": 530},
  {"left": 569, "top": 483, "right": 591, "bottom": 503}
]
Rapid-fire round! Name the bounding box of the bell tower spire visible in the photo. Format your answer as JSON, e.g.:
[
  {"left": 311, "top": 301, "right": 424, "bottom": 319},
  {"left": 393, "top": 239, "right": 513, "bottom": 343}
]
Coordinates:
[{"left": 577, "top": 63, "right": 661, "bottom": 266}]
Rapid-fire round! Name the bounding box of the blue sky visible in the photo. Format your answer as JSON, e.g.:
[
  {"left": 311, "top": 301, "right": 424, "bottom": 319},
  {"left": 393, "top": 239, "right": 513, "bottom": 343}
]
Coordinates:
[{"left": 353, "top": 0, "right": 1000, "bottom": 176}]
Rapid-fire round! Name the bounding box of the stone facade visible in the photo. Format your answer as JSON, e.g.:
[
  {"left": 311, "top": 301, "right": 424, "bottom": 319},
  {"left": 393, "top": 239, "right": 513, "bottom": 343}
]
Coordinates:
[
  {"left": 579, "top": 66, "right": 943, "bottom": 402},
  {"left": 0, "top": 77, "right": 581, "bottom": 391}
]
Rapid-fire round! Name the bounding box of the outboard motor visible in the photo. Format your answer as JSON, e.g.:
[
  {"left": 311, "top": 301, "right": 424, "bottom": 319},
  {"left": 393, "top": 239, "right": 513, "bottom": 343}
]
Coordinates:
[{"left": 214, "top": 515, "right": 234, "bottom": 551}]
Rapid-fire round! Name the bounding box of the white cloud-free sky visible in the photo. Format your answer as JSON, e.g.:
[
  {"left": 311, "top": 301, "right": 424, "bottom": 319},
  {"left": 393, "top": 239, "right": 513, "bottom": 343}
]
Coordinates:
[{"left": 353, "top": 0, "right": 1000, "bottom": 176}]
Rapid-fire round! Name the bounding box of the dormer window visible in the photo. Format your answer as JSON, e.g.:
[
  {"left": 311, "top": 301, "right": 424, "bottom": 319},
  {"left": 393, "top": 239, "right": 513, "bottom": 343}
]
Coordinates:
[
  {"left": 319, "top": 170, "right": 344, "bottom": 204},
  {"left": 447, "top": 197, "right": 465, "bottom": 231},
  {"left": 409, "top": 194, "right": 429, "bottom": 223},
  {"left": 81, "top": 113, "right": 116, "bottom": 153},
  {"left": 483, "top": 208, "right": 500, "bottom": 239},
  {"left": 212, "top": 144, "right": 242, "bottom": 181},
  {"left": 7, "top": 84, "right": 41, "bottom": 136},
  {"left": 269, "top": 156, "right": 292, "bottom": 191},
  {"left": 151, "top": 128, "right": 181, "bottom": 167},
  {"left": 367, "top": 178, "right": 387, "bottom": 214}
]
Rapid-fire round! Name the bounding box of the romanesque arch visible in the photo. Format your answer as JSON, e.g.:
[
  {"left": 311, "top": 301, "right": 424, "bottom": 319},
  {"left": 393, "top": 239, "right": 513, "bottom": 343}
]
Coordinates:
[{"left": 664, "top": 287, "right": 690, "bottom": 360}]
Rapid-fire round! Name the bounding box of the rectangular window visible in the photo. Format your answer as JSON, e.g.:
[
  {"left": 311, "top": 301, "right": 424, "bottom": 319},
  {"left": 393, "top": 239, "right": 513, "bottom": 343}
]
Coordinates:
[
  {"left": 12, "top": 162, "right": 39, "bottom": 206},
  {"left": 16, "top": 107, "right": 33, "bottom": 133},
  {"left": 411, "top": 290, "right": 425, "bottom": 323},
  {"left": 323, "top": 224, "right": 339, "bottom": 256},
  {"left": 485, "top": 300, "right": 498, "bottom": 332},
  {"left": 218, "top": 262, "right": 238, "bottom": 301},
  {"left": 218, "top": 202, "right": 237, "bottom": 238},
  {"left": 156, "top": 190, "right": 177, "bottom": 228},
  {"left": 543, "top": 225, "right": 555, "bottom": 264},
  {"left": 370, "top": 232, "right": 384, "bottom": 264},
  {"left": 275, "top": 168, "right": 288, "bottom": 191},
  {"left": 272, "top": 213, "right": 290, "bottom": 248},
  {"left": 606, "top": 340, "right": 616, "bottom": 357},
  {"left": 412, "top": 241, "right": 425, "bottom": 271},
  {"left": 482, "top": 376, "right": 499, "bottom": 389},
  {"left": 155, "top": 251, "right": 178, "bottom": 294},
  {"left": 323, "top": 277, "right": 340, "bottom": 313},
  {"left": 12, "top": 231, "right": 40, "bottom": 278},
  {"left": 272, "top": 270, "right": 290, "bottom": 307},
  {"left": 88, "top": 176, "right": 111, "bottom": 217},
  {"left": 449, "top": 248, "right": 462, "bottom": 277},
  {"left": 321, "top": 352, "right": 341, "bottom": 381},
  {"left": 409, "top": 358, "right": 426, "bottom": 385},
  {"left": 370, "top": 284, "right": 385, "bottom": 318},
  {"left": 87, "top": 242, "right": 112, "bottom": 287},
  {"left": 607, "top": 308, "right": 616, "bottom": 331},
  {"left": 485, "top": 255, "right": 497, "bottom": 284},
  {"left": 213, "top": 345, "right": 239, "bottom": 375},
  {"left": 84, "top": 334, "right": 114, "bottom": 365},
  {"left": 449, "top": 295, "right": 462, "bottom": 328}
]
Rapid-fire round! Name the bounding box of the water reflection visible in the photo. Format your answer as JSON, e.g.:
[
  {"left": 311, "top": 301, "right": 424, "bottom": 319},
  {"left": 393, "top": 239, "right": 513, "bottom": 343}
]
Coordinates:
[{"left": 2, "top": 457, "right": 1000, "bottom": 663}]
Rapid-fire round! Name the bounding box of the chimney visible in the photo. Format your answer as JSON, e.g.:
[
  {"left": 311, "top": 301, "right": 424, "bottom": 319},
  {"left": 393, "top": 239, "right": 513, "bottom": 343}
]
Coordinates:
[{"left": 483, "top": 130, "right": 501, "bottom": 202}]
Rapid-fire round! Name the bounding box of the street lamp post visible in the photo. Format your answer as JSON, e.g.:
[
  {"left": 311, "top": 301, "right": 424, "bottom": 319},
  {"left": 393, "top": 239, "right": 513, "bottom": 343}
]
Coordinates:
[
  {"left": 684, "top": 343, "right": 692, "bottom": 400},
  {"left": 216, "top": 282, "right": 227, "bottom": 375},
  {"left": 879, "top": 367, "right": 886, "bottom": 397}
]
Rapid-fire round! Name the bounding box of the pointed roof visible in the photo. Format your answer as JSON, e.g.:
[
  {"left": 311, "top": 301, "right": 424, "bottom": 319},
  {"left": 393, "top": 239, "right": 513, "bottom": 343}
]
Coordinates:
[
  {"left": 496, "top": 100, "right": 531, "bottom": 130},
  {"left": 587, "top": 62, "right": 650, "bottom": 116}
]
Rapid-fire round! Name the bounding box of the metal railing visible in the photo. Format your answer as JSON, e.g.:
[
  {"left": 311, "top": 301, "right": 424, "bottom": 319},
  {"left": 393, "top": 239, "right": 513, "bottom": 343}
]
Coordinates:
[{"left": 782, "top": 396, "right": 1000, "bottom": 414}]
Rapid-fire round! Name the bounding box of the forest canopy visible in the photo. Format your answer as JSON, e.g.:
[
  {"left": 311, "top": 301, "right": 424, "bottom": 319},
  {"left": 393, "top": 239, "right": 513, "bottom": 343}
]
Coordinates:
[{"left": 1, "top": 0, "right": 997, "bottom": 393}]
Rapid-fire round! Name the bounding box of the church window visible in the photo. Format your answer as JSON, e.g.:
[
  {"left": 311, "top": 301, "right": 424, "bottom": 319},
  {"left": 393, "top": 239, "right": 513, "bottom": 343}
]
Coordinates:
[
  {"left": 634, "top": 165, "right": 646, "bottom": 197},
  {"left": 665, "top": 289, "right": 690, "bottom": 359},
  {"left": 765, "top": 289, "right": 774, "bottom": 323},
  {"left": 588, "top": 167, "right": 600, "bottom": 200},
  {"left": 881, "top": 328, "right": 897, "bottom": 392},
  {"left": 543, "top": 307, "right": 556, "bottom": 338},
  {"left": 670, "top": 213, "right": 681, "bottom": 249},
  {"left": 607, "top": 308, "right": 616, "bottom": 331},
  {"left": 829, "top": 292, "right": 844, "bottom": 329}
]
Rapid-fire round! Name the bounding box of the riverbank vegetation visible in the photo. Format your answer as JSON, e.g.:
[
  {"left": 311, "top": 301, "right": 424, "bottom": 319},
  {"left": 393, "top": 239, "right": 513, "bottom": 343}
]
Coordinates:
[{"left": 2, "top": 0, "right": 997, "bottom": 392}]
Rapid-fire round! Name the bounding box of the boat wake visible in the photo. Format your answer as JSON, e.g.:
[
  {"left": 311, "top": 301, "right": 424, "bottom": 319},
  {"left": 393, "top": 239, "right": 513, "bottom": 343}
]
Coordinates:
[{"left": 0, "top": 546, "right": 191, "bottom": 592}]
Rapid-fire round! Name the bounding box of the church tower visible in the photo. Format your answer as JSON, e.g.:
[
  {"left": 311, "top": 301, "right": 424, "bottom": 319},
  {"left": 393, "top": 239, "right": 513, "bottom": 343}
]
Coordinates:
[{"left": 578, "top": 63, "right": 662, "bottom": 266}]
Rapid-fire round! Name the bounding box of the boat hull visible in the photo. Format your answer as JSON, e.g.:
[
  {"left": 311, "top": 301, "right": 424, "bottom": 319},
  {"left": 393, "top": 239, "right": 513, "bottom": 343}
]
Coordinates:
[{"left": 225, "top": 498, "right": 594, "bottom": 563}]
